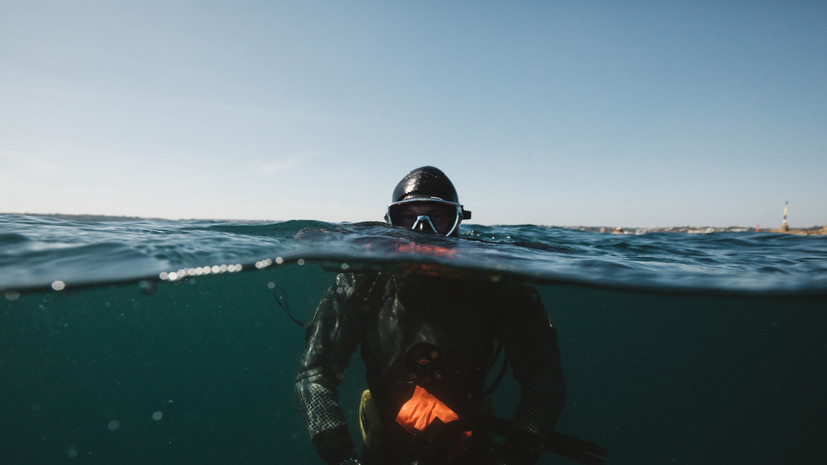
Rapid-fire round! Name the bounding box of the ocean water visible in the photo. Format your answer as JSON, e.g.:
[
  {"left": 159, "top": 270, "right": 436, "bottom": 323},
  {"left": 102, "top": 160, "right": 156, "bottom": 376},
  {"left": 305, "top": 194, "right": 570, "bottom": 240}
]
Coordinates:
[{"left": 1, "top": 214, "right": 825, "bottom": 465}]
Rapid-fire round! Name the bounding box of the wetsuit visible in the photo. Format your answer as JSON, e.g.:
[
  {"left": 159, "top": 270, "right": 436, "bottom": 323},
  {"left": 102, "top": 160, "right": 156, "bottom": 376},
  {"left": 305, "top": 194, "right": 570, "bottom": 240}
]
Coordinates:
[{"left": 295, "top": 270, "right": 565, "bottom": 465}]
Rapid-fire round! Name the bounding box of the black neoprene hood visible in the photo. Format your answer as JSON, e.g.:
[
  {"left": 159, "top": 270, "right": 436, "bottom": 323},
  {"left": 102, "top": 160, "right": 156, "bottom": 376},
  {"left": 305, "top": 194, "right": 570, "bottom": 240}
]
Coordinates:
[{"left": 392, "top": 166, "right": 460, "bottom": 203}]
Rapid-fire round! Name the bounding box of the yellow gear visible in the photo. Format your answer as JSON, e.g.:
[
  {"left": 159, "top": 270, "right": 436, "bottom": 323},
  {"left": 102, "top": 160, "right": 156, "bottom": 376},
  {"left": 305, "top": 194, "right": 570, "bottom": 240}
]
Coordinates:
[{"left": 359, "top": 390, "right": 384, "bottom": 451}]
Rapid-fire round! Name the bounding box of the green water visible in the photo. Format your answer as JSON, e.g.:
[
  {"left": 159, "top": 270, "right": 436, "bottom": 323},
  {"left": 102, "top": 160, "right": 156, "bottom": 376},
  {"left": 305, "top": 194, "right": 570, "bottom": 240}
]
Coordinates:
[{"left": 1, "top": 264, "right": 825, "bottom": 464}]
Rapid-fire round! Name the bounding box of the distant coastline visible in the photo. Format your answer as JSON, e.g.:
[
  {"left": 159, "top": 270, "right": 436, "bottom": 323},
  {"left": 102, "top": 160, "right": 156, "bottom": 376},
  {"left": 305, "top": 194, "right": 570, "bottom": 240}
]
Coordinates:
[
  {"left": 573, "top": 225, "right": 827, "bottom": 236},
  {"left": 3, "top": 212, "right": 826, "bottom": 235}
]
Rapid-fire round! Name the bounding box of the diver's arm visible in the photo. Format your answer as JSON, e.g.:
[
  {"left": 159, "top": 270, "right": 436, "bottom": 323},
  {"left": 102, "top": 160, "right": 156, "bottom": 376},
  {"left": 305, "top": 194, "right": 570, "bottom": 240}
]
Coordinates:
[
  {"left": 295, "top": 273, "right": 366, "bottom": 465},
  {"left": 499, "top": 284, "right": 566, "bottom": 464}
]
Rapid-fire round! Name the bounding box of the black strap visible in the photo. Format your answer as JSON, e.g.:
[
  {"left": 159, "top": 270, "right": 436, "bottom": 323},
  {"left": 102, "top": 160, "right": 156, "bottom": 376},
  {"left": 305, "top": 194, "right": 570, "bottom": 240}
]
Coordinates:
[
  {"left": 273, "top": 286, "right": 308, "bottom": 327},
  {"left": 481, "top": 341, "right": 508, "bottom": 397}
]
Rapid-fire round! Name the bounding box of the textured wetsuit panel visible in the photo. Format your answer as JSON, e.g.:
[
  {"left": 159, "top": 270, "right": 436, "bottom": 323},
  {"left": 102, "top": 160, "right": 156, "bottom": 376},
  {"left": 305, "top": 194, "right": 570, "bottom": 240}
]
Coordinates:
[{"left": 295, "top": 374, "right": 348, "bottom": 438}]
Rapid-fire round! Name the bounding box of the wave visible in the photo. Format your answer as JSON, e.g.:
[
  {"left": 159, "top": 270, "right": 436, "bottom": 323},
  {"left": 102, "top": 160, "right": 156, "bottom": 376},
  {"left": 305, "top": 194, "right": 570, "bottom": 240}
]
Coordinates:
[{"left": 1, "top": 214, "right": 826, "bottom": 295}]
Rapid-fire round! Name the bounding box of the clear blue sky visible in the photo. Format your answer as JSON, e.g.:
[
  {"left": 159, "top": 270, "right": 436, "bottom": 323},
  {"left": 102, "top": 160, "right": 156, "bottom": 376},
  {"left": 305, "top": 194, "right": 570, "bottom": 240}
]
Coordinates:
[{"left": 2, "top": 1, "right": 825, "bottom": 227}]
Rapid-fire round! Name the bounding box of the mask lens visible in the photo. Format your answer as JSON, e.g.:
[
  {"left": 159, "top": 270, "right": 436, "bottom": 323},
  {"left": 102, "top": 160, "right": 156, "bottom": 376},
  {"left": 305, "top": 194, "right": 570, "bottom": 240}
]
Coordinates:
[{"left": 389, "top": 201, "right": 459, "bottom": 234}]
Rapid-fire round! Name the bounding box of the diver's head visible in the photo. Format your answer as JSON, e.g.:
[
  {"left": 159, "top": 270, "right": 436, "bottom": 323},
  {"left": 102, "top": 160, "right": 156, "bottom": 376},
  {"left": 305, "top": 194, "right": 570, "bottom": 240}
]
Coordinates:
[{"left": 385, "top": 166, "right": 471, "bottom": 237}]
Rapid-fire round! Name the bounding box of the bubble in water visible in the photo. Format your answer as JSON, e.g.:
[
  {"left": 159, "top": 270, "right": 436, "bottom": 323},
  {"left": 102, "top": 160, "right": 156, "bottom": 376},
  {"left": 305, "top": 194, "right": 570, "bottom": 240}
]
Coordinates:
[
  {"left": 51, "top": 281, "right": 66, "bottom": 291},
  {"left": 4, "top": 291, "right": 20, "bottom": 301},
  {"left": 67, "top": 446, "right": 78, "bottom": 458},
  {"left": 152, "top": 411, "right": 163, "bottom": 421},
  {"left": 107, "top": 420, "right": 120, "bottom": 431}
]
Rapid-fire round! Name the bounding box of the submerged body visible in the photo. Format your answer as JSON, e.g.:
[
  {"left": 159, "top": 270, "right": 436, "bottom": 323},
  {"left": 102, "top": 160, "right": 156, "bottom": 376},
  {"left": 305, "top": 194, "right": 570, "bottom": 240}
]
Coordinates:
[{"left": 295, "top": 270, "right": 566, "bottom": 465}]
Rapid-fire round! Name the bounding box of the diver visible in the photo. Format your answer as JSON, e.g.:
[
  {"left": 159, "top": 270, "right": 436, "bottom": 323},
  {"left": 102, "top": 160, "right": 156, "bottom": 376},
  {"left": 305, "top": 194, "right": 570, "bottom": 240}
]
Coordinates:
[{"left": 295, "top": 166, "right": 566, "bottom": 465}]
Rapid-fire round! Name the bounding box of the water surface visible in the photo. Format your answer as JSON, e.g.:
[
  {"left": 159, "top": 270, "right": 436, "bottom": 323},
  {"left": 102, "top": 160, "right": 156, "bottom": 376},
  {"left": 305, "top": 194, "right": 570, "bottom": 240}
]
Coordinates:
[{"left": 1, "top": 215, "right": 825, "bottom": 464}]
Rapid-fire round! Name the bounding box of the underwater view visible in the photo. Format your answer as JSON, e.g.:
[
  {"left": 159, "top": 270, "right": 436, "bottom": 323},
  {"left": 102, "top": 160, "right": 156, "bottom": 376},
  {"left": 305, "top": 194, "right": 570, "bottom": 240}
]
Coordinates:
[{"left": 1, "top": 214, "right": 826, "bottom": 465}]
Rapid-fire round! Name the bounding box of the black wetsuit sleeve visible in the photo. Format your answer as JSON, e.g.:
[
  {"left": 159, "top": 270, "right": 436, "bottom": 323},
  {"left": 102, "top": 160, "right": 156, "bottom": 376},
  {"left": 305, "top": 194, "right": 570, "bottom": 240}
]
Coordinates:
[
  {"left": 294, "top": 273, "right": 367, "bottom": 465},
  {"left": 498, "top": 283, "right": 566, "bottom": 443}
]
